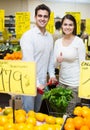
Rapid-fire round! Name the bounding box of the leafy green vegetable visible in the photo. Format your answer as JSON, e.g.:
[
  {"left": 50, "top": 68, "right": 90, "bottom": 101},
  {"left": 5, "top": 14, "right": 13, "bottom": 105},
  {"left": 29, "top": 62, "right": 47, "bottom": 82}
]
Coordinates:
[{"left": 42, "top": 86, "right": 73, "bottom": 114}]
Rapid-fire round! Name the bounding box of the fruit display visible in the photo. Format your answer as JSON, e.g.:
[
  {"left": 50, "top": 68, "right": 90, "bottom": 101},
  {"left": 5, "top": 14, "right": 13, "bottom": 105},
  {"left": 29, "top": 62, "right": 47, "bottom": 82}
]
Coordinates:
[
  {"left": 0, "top": 42, "right": 22, "bottom": 60},
  {"left": 4, "top": 51, "right": 22, "bottom": 60},
  {"left": 0, "top": 107, "right": 64, "bottom": 130},
  {"left": 63, "top": 105, "right": 90, "bottom": 130}
]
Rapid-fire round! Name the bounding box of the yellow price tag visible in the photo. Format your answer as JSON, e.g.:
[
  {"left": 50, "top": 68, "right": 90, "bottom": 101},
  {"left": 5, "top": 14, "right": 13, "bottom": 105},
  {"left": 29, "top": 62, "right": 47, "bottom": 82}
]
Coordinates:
[
  {"left": 79, "top": 61, "right": 90, "bottom": 99},
  {"left": 0, "top": 60, "right": 36, "bottom": 96}
]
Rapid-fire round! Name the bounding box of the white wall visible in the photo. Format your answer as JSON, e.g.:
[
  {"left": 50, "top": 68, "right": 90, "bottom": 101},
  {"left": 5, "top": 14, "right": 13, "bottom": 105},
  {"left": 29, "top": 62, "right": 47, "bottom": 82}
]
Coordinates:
[
  {"left": 0, "top": 0, "right": 90, "bottom": 21},
  {"left": 0, "top": 0, "right": 28, "bottom": 16},
  {"left": 27, "top": 0, "right": 90, "bottom": 22}
]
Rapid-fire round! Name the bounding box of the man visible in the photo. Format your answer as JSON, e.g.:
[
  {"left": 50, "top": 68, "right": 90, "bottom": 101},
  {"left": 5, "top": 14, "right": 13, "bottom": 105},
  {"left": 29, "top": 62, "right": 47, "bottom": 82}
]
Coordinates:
[
  {"left": 20, "top": 4, "right": 57, "bottom": 112},
  {"left": 53, "top": 21, "right": 62, "bottom": 43}
]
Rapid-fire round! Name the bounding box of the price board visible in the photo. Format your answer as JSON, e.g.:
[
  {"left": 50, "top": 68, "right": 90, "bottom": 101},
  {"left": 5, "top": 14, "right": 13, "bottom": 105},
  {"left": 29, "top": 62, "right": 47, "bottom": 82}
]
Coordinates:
[
  {"left": 79, "top": 61, "right": 90, "bottom": 99},
  {"left": 15, "top": 12, "right": 30, "bottom": 39},
  {"left": 86, "top": 18, "right": 90, "bottom": 35},
  {"left": 0, "top": 10, "right": 5, "bottom": 32},
  {"left": 46, "top": 12, "right": 54, "bottom": 34},
  {"left": 0, "top": 60, "right": 36, "bottom": 96}
]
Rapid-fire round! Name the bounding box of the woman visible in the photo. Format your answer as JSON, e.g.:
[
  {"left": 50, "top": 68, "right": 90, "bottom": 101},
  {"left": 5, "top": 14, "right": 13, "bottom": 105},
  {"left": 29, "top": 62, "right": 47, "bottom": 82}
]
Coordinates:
[{"left": 54, "top": 14, "right": 86, "bottom": 113}]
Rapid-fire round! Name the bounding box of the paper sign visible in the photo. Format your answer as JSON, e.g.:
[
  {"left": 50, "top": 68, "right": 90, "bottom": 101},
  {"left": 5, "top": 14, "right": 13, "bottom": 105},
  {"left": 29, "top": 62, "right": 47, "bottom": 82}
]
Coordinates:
[
  {"left": 46, "top": 12, "right": 54, "bottom": 34},
  {"left": 15, "top": 12, "right": 30, "bottom": 39},
  {"left": 86, "top": 19, "right": 90, "bottom": 35},
  {"left": 0, "top": 60, "right": 36, "bottom": 96},
  {"left": 79, "top": 61, "right": 90, "bottom": 99},
  {"left": 0, "top": 10, "right": 5, "bottom": 32}
]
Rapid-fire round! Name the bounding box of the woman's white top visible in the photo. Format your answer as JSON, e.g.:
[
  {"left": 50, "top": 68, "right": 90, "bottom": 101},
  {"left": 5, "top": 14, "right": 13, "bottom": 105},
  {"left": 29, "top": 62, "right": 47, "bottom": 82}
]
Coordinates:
[{"left": 54, "top": 36, "right": 86, "bottom": 87}]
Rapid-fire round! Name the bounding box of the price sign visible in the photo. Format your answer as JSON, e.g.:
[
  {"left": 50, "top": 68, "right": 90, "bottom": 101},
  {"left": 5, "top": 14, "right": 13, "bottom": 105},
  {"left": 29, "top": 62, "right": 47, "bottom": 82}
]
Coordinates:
[
  {"left": 86, "top": 19, "right": 90, "bottom": 35},
  {"left": 79, "top": 61, "right": 90, "bottom": 99},
  {"left": 15, "top": 12, "right": 30, "bottom": 39},
  {"left": 46, "top": 12, "right": 54, "bottom": 34},
  {"left": 0, "top": 10, "right": 5, "bottom": 32},
  {"left": 0, "top": 60, "right": 36, "bottom": 96}
]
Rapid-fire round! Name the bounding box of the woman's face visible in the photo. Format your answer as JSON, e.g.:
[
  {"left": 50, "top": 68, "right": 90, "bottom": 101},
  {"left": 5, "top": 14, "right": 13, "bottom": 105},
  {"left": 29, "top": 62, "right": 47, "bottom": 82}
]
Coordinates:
[{"left": 62, "top": 18, "right": 75, "bottom": 35}]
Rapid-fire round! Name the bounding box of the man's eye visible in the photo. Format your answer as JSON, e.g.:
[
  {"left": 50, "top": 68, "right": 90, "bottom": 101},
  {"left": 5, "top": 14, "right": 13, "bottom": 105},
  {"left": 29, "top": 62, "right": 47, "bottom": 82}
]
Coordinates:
[{"left": 38, "top": 15, "right": 48, "bottom": 18}]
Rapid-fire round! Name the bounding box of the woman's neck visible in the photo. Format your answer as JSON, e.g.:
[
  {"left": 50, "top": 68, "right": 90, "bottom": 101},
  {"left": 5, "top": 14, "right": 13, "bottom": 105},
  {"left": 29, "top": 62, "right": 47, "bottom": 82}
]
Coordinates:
[{"left": 63, "top": 34, "right": 75, "bottom": 39}]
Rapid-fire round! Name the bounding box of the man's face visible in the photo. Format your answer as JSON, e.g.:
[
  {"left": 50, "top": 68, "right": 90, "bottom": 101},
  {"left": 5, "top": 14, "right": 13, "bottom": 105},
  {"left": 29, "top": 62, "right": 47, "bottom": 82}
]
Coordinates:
[{"left": 35, "top": 9, "right": 49, "bottom": 29}]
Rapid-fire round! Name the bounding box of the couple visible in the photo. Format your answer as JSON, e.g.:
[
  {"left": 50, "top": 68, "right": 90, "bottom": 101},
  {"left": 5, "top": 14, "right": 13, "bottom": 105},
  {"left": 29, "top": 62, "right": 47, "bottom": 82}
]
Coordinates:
[{"left": 20, "top": 4, "right": 86, "bottom": 113}]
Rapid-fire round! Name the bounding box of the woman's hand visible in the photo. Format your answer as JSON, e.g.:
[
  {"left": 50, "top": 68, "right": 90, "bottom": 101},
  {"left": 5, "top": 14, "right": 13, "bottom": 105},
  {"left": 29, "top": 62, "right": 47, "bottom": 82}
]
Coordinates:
[{"left": 57, "top": 52, "right": 63, "bottom": 63}]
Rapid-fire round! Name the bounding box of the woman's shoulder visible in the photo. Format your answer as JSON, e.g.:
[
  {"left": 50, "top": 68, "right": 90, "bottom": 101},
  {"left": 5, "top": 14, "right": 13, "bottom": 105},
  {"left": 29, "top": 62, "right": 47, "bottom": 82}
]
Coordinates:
[
  {"left": 74, "top": 36, "right": 85, "bottom": 47},
  {"left": 75, "top": 35, "right": 83, "bottom": 42},
  {"left": 55, "top": 38, "right": 62, "bottom": 44}
]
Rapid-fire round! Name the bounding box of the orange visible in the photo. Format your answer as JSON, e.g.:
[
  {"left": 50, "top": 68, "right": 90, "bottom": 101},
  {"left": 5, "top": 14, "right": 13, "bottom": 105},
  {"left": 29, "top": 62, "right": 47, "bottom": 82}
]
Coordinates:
[
  {"left": 8, "top": 119, "right": 13, "bottom": 123},
  {"left": 15, "top": 109, "right": 26, "bottom": 116},
  {"left": 45, "top": 115, "right": 56, "bottom": 124},
  {"left": 80, "top": 125, "right": 89, "bottom": 130},
  {"left": 26, "top": 117, "right": 36, "bottom": 125},
  {"left": 15, "top": 123, "right": 26, "bottom": 130},
  {"left": 0, "top": 126, "right": 4, "bottom": 130},
  {"left": 64, "top": 122, "right": 75, "bottom": 130},
  {"left": 15, "top": 114, "right": 26, "bottom": 123},
  {"left": 7, "top": 113, "right": 13, "bottom": 119},
  {"left": 81, "top": 107, "right": 90, "bottom": 118},
  {"left": 55, "top": 117, "right": 64, "bottom": 125},
  {"left": 0, "top": 115, "right": 8, "bottom": 126},
  {"left": 4, "top": 122, "right": 15, "bottom": 130},
  {"left": 27, "top": 110, "right": 36, "bottom": 118},
  {"left": 25, "top": 123, "right": 34, "bottom": 130},
  {"left": 66, "top": 117, "right": 74, "bottom": 124},
  {"left": 41, "top": 123, "right": 49, "bottom": 129},
  {"left": 73, "top": 116, "right": 84, "bottom": 129},
  {"left": 46, "top": 124, "right": 56, "bottom": 130},
  {"left": 35, "top": 112, "right": 45, "bottom": 122},
  {"left": 73, "top": 106, "right": 82, "bottom": 116},
  {"left": 34, "top": 125, "right": 45, "bottom": 130},
  {"left": 54, "top": 124, "right": 62, "bottom": 130},
  {"left": 83, "top": 117, "right": 90, "bottom": 128}
]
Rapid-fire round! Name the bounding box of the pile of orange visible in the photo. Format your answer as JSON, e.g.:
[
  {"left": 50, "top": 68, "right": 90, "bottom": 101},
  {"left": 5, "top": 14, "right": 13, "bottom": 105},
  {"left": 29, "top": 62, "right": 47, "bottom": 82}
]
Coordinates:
[
  {"left": 4, "top": 51, "right": 22, "bottom": 60},
  {"left": 64, "top": 106, "right": 90, "bottom": 130},
  {"left": 0, "top": 109, "right": 64, "bottom": 130}
]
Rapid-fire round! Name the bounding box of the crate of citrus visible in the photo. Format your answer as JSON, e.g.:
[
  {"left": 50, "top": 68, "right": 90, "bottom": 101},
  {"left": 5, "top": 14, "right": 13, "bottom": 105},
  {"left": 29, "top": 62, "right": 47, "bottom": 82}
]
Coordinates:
[{"left": 62, "top": 105, "right": 90, "bottom": 130}]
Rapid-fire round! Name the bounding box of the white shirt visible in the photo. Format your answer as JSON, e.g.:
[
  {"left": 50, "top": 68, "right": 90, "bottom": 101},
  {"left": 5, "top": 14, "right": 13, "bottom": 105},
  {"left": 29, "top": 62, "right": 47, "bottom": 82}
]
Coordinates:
[
  {"left": 54, "top": 36, "right": 86, "bottom": 87},
  {"left": 20, "top": 26, "right": 55, "bottom": 86}
]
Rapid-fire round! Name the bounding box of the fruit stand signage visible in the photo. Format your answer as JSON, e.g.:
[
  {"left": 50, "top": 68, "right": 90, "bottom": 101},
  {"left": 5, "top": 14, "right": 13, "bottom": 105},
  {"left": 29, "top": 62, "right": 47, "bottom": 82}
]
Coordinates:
[
  {"left": 79, "top": 61, "right": 90, "bottom": 99},
  {"left": 0, "top": 60, "right": 36, "bottom": 96},
  {"left": 0, "top": 10, "right": 5, "bottom": 32},
  {"left": 15, "top": 12, "right": 30, "bottom": 39}
]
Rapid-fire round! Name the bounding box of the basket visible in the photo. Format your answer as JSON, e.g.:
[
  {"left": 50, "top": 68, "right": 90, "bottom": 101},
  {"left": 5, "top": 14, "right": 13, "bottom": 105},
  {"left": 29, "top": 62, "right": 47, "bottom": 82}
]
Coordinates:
[{"left": 45, "top": 99, "right": 66, "bottom": 117}]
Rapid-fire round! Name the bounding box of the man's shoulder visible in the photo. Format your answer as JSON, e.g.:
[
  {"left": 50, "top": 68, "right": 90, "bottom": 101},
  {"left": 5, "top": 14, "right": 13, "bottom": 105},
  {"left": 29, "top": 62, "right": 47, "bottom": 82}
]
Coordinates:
[{"left": 22, "top": 28, "right": 35, "bottom": 36}]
